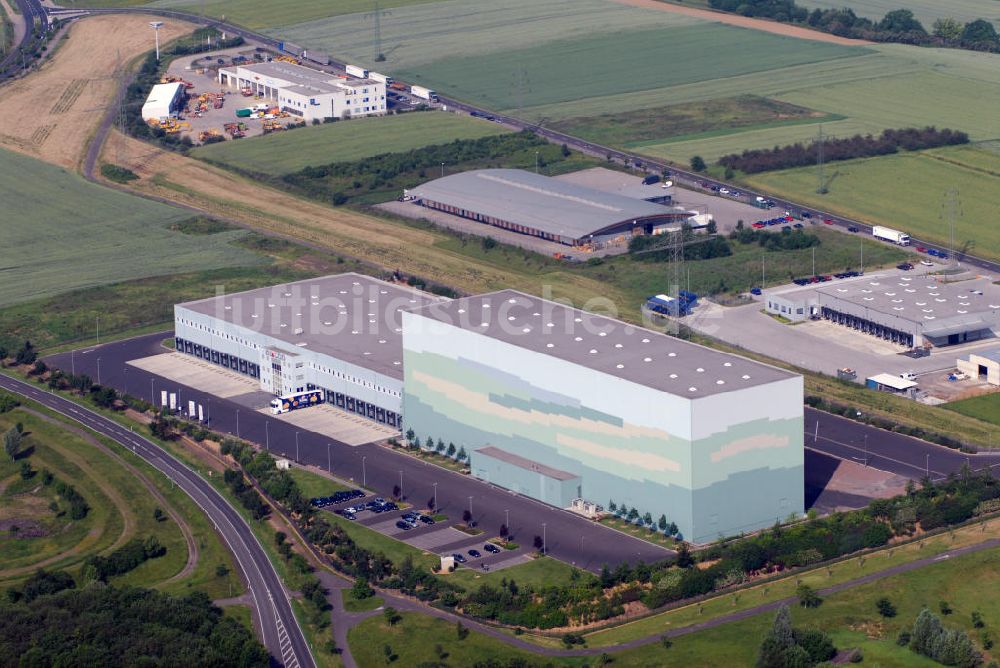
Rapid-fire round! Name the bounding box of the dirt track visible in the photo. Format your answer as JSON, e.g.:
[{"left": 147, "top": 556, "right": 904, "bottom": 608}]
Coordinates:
[
  {"left": 610, "top": 0, "right": 873, "bottom": 45},
  {"left": 0, "top": 14, "right": 194, "bottom": 169}
]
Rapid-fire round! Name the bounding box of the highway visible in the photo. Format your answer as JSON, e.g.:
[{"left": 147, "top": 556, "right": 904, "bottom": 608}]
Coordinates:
[{"left": 0, "top": 373, "right": 315, "bottom": 668}]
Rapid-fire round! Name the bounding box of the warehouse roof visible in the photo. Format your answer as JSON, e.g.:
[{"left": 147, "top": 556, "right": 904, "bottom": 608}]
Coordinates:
[
  {"left": 553, "top": 167, "right": 676, "bottom": 202},
  {"left": 224, "top": 62, "right": 374, "bottom": 95},
  {"left": 971, "top": 348, "right": 1000, "bottom": 364},
  {"left": 405, "top": 290, "right": 796, "bottom": 397},
  {"left": 867, "top": 373, "right": 917, "bottom": 391},
  {"left": 176, "top": 273, "right": 444, "bottom": 379},
  {"left": 818, "top": 277, "right": 1000, "bottom": 328},
  {"left": 405, "top": 169, "right": 684, "bottom": 241},
  {"left": 476, "top": 446, "right": 578, "bottom": 481},
  {"left": 141, "top": 82, "right": 184, "bottom": 117}
]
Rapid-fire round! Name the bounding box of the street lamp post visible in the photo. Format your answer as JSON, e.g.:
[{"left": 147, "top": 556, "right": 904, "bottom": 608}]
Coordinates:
[
  {"left": 926, "top": 453, "right": 930, "bottom": 478},
  {"left": 362, "top": 456, "right": 367, "bottom": 487},
  {"left": 505, "top": 509, "right": 510, "bottom": 536},
  {"left": 542, "top": 522, "right": 547, "bottom": 555},
  {"left": 265, "top": 421, "right": 270, "bottom": 451},
  {"left": 432, "top": 482, "right": 437, "bottom": 511},
  {"left": 96, "top": 358, "right": 102, "bottom": 385},
  {"left": 863, "top": 434, "right": 868, "bottom": 467},
  {"left": 468, "top": 496, "right": 473, "bottom": 520},
  {"left": 150, "top": 377, "right": 154, "bottom": 404},
  {"left": 149, "top": 21, "right": 164, "bottom": 61},
  {"left": 399, "top": 470, "right": 404, "bottom": 500},
  {"left": 123, "top": 367, "right": 128, "bottom": 396},
  {"left": 71, "top": 350, "right": 75, "bottom": 375},
  {"left": 327, "top": 443, "right": 331, "bottom": 473},
  {"left": 236, "top": 409, "right": 240, "bottom": 438},
  {"left": 295, "top": 431, "right": 300, "bottom": 462}
]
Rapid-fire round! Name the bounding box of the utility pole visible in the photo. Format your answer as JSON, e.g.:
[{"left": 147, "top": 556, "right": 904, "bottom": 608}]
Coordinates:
[
  {"left": 327, "top": 443, "right": 331, "bottom": 473},
  {"left": 149, "top": 21, "right": 163, "bottom": 62},
  {"left": 941, "top": 188, "right": 961, "bottom": 267},
  {"left": 812, "top": 246, "right": 815, "bottom": 277}
]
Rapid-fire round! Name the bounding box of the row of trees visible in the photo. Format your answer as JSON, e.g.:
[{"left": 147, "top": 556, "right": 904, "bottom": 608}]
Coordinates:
[
  {"left": 707, "top": 0, "right": 1000, "bottom": 52},
  {"left": 730, "top": 226, "right": 822, "bottom": 251},
  {"left": 717, "top": 127, "right": 969, "bottom": 174},
  {"left": 756, "top": 605, "right": 837, "bottom": 667},
  {"left": 1, "top": 572, "right": 268, "bottom": 666}
]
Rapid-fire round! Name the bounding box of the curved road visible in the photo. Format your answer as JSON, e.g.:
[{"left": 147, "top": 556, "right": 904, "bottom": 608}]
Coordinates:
[{"left": 0, "top": 374, "right": 315, "bottom": 668}]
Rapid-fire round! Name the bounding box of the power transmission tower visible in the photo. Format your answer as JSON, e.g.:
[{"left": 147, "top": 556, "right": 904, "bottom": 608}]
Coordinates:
[
  {"left": 815, "top": 125, "right": 827, "bottom": 194},
  {"left": 114, "top": 48, "right": 128, "bottom": 166},
  {"left": 366, "top": 0, "right": 390, "bottom": 62}
]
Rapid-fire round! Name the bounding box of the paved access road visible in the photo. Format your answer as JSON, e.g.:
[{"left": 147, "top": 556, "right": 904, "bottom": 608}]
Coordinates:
[
  {"left": 0, "top": 374, "right": 315, "bottom": 668},
  {"left": 804, "top": 406, "right": 1000, "bottom": 481},
  {"left": 48, "top": 334, "right": 673, "bottom": 572}
]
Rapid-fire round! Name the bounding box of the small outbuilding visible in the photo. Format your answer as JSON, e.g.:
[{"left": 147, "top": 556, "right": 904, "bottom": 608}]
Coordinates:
[
  {"left": 957, "top": 349, "right": 1000, "bottom": 386},
  {"left": 866, "top": 373, "right": 918, "bottom": 396}
]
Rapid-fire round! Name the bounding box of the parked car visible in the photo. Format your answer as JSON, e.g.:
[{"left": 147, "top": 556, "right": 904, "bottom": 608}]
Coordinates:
[
  {"left": 396, "top": 520, "right": 412, "bottom": 530},
  {"left": 920, "top": 259, "right": 934, "bottom": 266},
  {"left": 897, "top": 262, "right": 913, "bottom": 271},
  {"left": 468, "top": 549, "right": 482, "bottom": 559},
  {"left": 484, "top": 544, "right": 501, "bottom": 554},
  {"left": 793, "top": 223, "right": 804, "bottom": 229},
  {"left": 915, "top": 246, "right": 928, "bottom": 253},
  {"left": 452, "top": 553, "right": 466, "bottom": 564},
  {"left": 847, "top": 226, "right": 859, "bottom": 233},
  {"left": 419, "top": 515, "right": 435, "bottom": 525},
  {"left": 823, "top": 218, "right": 834, "bottom": 225},
  {"left": 750, "top": 287, "right": 762, "bottom": 296}
]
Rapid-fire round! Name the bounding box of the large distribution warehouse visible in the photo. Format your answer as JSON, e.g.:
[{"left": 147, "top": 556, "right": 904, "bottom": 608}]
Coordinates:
[
  {"left": 174, "top": 274, "right": 443, "bottom": 428},
  {"left": 216, "top": 61, "right": 386, "bottom": 121},
  {"left": 175, "top": 273, "right": 804, "bottom": 544},
  {"left": 404, "top": 169, "right": 692, "bottom": 246}
]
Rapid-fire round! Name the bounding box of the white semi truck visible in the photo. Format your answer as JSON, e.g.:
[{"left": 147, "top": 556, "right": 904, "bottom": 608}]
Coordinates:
[
  {"left": 410, "top": 85, "right": 438, "bottom": 102},
  {"left": 345, "top": 64, "right": 369, "bottom": 78},
  {"left": 369, "top": 71, "right": 393, "bottom": 85},
  {"left": 872, "top": 225, "right": 910, "bottom": 246}
]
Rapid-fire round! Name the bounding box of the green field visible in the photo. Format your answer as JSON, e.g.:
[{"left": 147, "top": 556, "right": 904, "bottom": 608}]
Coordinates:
[
  {"left": 741, "top": 144, "right": 1000, "bottom": 261},
  {"left": 269, "top": 0, "right": 702, "bottom": 70},
  {"left": 947, "top": 392, "right": 1000, "bottom": 427},
  {"left": 795, "top": 0, "right": 1000, "bottom": 30},
  {"left": 395, "top": 24, "right": 868, "bottom": 111},
  {"left": 147, "top": 0, "right": 445, "bottom": 30},
  {"left": 0, "top": 149, "right": 263, "bottom": 308},
  {"left": 193, "top": 112, "right": 509, "bottom": 175},
  {"left": 287, "top": 467, "right": 350, "bottom": 500},
  {"left": 0, "top": 406, "right": 242, "bottom": 598},
  {"left": 550, "top": 96, "right": 836, "bottom": 148},
  {"left": 348, "top": 542, "right": 1000, "bottom": 666}
]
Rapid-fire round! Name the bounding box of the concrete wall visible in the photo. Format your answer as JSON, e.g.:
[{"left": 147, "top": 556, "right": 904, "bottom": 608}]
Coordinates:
[
  {"left": 958, "top": 354, "right": 1000, "bottom": 386},
  {"left": 470, "top": 449, "right": 580, "bottom": 507},
  {"left": 764, "top": 293, "right": 813, "bottom": 322},
  {"left": 401, "top": 312, "right": 804, "bottom": 543}
]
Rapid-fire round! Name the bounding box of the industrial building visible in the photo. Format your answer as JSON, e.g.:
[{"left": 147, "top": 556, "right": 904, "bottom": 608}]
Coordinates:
[
  {"left": 173, "top": 274, "right": 443, "bottom": 428},
  {"left": 141, "top": 82, "right": 186, "bottom": 122},
  {"left": 957, "top": 349, "right": 1000, "bottom": 386},
  {"left": 765, "top": 276, "right": 1000, "bottom": 347},
  {"left": 216, "top": 61, "right": 386, "bottom": 121},
  {"left": 401, "top": 290, "right": 804, "bottom": 544},
  {"left": 404, "top": 169, "right": 692, "bottom": 247}
]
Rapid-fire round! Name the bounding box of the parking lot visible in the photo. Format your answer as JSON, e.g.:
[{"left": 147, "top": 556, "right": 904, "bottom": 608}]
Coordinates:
[
  {"left": 312, "top": 489, "right": 531, "bottom": 572},
  {"left": 266, "top": 402, "right": 395, "bottom": 447}
]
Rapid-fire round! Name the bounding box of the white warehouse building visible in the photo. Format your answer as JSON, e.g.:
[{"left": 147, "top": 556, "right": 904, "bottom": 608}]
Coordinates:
[
  {"left": 141, "top": 82, "right": 186, "bottom": 122},
  {"left": 173, "top": 274, "right": 443, "bottom": 429},
  {"left": 217, "top": 61, "right": 386, "bottom": 121}
]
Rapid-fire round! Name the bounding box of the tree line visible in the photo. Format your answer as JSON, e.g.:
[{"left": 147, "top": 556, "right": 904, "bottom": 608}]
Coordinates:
[
  {"left": 1, "top": 571, "right": 268, "bottom": 666},
  {"left": 707, "top": 0, "right": 1000, "bottom": 53},
  {"left": 717, "top": 126, "right": 968, "bottom": 174}
]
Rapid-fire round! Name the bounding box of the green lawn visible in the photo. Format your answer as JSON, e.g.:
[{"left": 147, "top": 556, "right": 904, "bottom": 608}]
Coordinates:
[
  {"left": 395, "top": 24, "right": 869, "bottom": 111},
  {"left": 350, "top": 543, "right": 1000, "bottom": 666},
  {"left": 324, "top": 512, "right": 439, "bottom": 572},
  {"left": 742, "top": 144, "right": 1000, "bottom": 262},
  {"left": 0, "top": 406, "right": 242, "bottom": 598},
  {"left": 0, "top": 149, "right": 263, "bottom": 308},
  {"left": 287, "top": 467, "right": 351, "bottom": 500},
  {"left": 342, "top": 592, "right": 384, "bottom": 613},
  {"left": 946, "top": 392, "right": 1000, "bottom": 428},
  {"left": 447, "top": 556, "right": 588, "bottom": 593},
  {"left": 193, "top": 112, "right": 510, "bottom": 176},
  {"left": 148, "top": 0, "right": 444, "bottom": 30}
]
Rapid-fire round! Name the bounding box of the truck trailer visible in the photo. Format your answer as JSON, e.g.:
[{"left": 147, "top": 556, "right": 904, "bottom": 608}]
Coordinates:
[
  {"left": 345, "top": 64, "right": 369, "bottom": 78},
  {"left": 872, "top": 226, "right": 910, "bottom": 246},
  {"left": 270, "top": 390, "right": 323, "bottom": 415},
  {"left": 410, "top": 85, "right": 438, "bottom": 102},
  {"left": 369, "top": 71, "right": 393, "bottom": 85}
]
